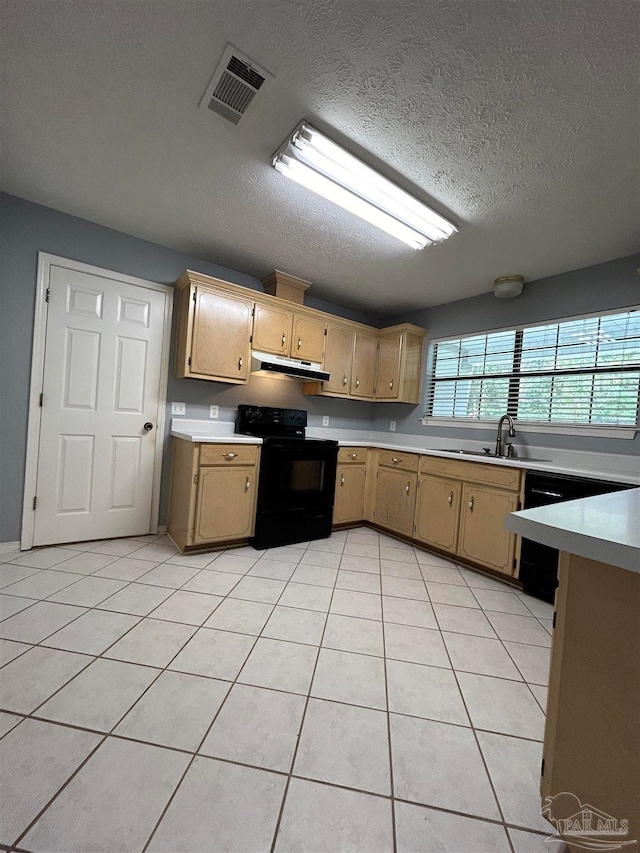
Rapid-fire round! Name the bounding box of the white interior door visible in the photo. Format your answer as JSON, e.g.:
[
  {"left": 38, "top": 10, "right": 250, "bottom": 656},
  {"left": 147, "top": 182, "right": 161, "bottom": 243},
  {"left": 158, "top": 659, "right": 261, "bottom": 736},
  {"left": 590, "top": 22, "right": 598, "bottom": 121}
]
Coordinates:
[{"left": 32, "top": 263, "right": 169, "bottom": 546}]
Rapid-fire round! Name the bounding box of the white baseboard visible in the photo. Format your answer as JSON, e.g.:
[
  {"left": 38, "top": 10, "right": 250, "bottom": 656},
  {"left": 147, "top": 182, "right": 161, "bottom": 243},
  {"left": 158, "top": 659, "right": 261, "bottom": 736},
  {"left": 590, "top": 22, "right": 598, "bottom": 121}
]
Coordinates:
[{"left": 0, "top": 541, "right": 20, "bottom": 554}]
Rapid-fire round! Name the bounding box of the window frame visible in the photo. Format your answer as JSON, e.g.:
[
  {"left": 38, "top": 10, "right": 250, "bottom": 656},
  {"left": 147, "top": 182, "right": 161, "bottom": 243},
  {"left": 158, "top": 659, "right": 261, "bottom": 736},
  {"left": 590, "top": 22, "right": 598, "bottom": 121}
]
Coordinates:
[{"left": 421, "top": 305, "right": 640, "bottom": 439}]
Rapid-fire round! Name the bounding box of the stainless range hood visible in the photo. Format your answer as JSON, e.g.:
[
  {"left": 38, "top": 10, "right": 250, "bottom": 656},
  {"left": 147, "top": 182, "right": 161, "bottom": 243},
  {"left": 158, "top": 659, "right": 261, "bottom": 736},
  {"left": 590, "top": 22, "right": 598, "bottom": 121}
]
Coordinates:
[{"left": 251, "top": 351, "right": 330, "bottom": 382}]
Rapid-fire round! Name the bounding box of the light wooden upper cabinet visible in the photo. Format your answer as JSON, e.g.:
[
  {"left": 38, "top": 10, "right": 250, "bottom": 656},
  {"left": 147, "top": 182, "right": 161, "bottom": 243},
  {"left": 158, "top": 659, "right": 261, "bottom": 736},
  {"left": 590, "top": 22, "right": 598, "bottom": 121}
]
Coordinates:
[
  {"left": 414, "top": 475, "right": 461, "bottom": 554},
  {"left": 174, "top": 271, "right": 426, "bottom": 397},
  {"left": 375, "top": 334, "right": 402, "bottom": 400},
  {"left": 188, "top": 287, "right": 253, "bottom": 382},
  {"left": 458, "top": 483, "right": 519, "bottom": 575},
  {"left": 292, "top": 314, "right": 326, "bottom": 362},
  {"left": 252, "top": 303, "right": 293, "bottom": 356},
  {"left": 323, "top": 324, "right": 355, "bottom": 395},
  {"left": 374, "top": 325, "right": 425, "bottom": 404},
  {"left": 351, "top": 333, "right": 378, "bottom": 398}
]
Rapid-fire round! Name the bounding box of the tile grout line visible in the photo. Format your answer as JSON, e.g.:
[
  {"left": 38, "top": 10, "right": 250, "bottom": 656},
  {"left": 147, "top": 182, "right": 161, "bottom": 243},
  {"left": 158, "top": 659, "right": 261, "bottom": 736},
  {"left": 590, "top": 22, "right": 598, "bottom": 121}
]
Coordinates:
[
  {"left": 267, "top": 538, "right": 346, "bottom": 853},
  {"left": 433, "top": 604, "right": 517, "bottom": 853},
  {"left": 380, "top": 595, "right": 398, "bottom": 853},
  {"left": 139, "top": 545, "right": 316, "bottom": 853}
]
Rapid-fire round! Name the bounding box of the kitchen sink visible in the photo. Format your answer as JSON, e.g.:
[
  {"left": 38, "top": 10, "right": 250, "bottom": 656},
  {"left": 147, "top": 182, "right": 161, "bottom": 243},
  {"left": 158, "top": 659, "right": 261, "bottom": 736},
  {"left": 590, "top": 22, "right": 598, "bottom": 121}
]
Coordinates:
[
  {"left": 432, "top": 448, "right": 549, "bottom": 463},
  {"left": 433, "top": 449, "right": 495, "bottom": 457}
]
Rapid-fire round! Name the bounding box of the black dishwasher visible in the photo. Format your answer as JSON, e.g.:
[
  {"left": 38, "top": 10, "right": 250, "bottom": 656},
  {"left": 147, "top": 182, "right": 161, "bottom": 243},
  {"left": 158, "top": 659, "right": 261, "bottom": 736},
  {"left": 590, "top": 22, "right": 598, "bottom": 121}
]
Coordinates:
[{"left": 519, "top": 471, "right": 631, "bottom": 602}]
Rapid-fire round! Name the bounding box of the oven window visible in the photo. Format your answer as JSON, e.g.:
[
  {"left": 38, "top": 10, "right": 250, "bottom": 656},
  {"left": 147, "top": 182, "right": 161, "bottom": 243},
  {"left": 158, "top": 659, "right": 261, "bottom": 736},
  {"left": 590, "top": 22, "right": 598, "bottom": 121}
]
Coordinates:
[{"left": 281, "top": 459, "right": 325, "bottom": 491}]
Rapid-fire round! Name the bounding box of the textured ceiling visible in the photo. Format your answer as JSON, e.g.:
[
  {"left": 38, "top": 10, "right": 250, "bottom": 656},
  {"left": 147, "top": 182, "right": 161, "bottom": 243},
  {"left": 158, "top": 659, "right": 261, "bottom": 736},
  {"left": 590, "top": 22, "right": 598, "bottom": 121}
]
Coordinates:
[{"left": 1, "top": 0, "right": 638, "bottom": 313}]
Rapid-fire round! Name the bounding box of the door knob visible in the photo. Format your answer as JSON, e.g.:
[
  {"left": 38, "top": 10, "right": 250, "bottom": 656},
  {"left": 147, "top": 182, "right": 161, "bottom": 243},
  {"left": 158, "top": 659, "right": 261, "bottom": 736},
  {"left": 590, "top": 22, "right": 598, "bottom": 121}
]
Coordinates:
[{"left": 143, "top": 422, "right": 153, "bottom": 431}]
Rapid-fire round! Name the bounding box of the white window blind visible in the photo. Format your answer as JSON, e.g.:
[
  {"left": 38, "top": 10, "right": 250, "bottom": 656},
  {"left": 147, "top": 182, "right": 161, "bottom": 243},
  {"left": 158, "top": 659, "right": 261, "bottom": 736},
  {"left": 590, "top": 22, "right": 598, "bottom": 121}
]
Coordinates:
[{"left": 426, "top": 309, "right": 640, "bottom": 428}]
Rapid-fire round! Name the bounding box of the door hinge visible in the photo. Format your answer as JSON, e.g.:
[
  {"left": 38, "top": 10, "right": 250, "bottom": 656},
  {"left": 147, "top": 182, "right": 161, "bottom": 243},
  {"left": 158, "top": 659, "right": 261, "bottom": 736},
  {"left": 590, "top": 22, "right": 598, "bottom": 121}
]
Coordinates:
[
  {"left": 541, "top": 758, "right": 545, "bottom": 777},
  {"left": 249, "top": 335, "right": 252, "bottom": 344},
  {"left": 193, "top": 473, "right": 199, "bottom": 485},
  {"left": 324, "top": 328, "right": 327, "bottom": 336},
  {"left": 32, "top": 496, "right": 37, "bottom": 510},
  {"left": 188, "top": 357, "right": 191, "bottom": 366},
  {"left": 552, "top": 611, "right": 557, "bottom": 629},
  {"left": 192, "top": 292, "right": 197, "bottom": 302},
  {"left": 39, "top": 393, "right": 43, "bottom": 407},
  {"left": 251, "top": 307, "right": 255, "bottom": 317},
  {"left": 45, "top": 289, "right": 50, "bottom": 302}
]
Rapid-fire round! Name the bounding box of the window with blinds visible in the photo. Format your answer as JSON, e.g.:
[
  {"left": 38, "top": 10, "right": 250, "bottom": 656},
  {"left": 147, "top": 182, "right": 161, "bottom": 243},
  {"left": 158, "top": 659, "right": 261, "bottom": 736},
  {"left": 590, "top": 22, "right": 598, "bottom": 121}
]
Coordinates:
[{"left": 426, "top": 309, "right": 640, "bottom": 428}]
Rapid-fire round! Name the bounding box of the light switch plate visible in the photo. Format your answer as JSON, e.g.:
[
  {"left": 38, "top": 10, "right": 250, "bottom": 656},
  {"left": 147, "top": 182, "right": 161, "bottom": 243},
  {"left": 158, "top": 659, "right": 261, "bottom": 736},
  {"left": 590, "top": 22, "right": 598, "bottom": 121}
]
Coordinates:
[
  {"left": 209, "top": 405, "right": 219, "bottom": 419},
  {"left": 171, "top": 402, "right": 186, "bottom": 416},
  {"left": 390, "top": 420, "right": 396, "bottom": 432},
  {"left": 322, "top": 416, "right": 330, "bottom": 427}
]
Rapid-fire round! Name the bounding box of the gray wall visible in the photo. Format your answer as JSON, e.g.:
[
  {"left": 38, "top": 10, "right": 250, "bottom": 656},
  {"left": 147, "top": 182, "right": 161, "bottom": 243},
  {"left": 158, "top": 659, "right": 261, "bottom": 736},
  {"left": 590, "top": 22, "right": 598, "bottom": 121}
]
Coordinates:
[
  {"left": 1, "top": 190, "right": 638, "bottom": 544},
  {"left": 372, "top": 254, "right": 640, "bottom": 455},
  {"left": 0, "top": 193, "right": 377, "bottom": 543}
]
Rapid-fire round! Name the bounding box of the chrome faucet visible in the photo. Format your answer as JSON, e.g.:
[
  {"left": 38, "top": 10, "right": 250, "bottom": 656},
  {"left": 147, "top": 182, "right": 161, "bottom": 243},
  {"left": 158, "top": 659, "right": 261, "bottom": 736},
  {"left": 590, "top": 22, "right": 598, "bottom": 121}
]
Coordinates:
[{"left": 495, "top": 413, "right": 516, "bottom": 457}]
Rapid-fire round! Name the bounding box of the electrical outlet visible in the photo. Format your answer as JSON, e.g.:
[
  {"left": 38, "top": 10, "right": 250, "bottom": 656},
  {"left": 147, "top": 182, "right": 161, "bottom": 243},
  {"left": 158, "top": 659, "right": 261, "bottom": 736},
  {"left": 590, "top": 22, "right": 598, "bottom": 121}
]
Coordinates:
[
  {"left": 390, "top": 420, "right": 396, "bottom": 432},
  {"left": 209, "top": 405, "right": 219, "bottom": 419},
  {"left": 171, "top": 402, "right": 186, "bottom": 416},
  {"left": 322, "top": 415, "right": 330, "bottom": 427}
]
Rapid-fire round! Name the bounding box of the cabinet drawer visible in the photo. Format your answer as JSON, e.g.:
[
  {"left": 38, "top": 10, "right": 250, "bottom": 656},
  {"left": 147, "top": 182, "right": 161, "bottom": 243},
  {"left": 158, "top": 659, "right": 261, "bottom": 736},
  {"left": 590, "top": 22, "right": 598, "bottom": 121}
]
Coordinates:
[
  {"left": 419, "top": 455, "right": 522, "bottom": 491},
  {"left": 199, "top": 444, "right": 258, "bottom": 466},
  {"left": 378, "top": 450, "right": 419, "bottom": 472},
  {"left": 338, "top": 447, "right": 368, "bottom": 465}
]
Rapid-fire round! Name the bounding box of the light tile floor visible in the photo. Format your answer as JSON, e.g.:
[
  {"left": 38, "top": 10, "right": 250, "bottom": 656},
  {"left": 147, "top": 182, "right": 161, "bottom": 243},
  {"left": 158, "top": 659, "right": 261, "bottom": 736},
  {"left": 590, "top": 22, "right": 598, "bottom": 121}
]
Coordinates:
[{"left": 0, "top": 530, "right": 567, "bottom": 852}]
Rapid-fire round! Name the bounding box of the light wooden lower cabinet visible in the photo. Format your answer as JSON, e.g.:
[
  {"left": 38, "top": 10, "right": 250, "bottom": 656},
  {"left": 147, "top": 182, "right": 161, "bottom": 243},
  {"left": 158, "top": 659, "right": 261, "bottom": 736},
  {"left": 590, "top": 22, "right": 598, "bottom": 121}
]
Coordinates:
[
  {"left": 414, "top": 475, "right": 461, "bottom": 554},
  {"left": 458, "top": 483, "right": 519, "bottom": 574},
  {"left": 334, "top": 464, "right": 366, "bottom": 524},
  {"left": 193, "top": 466, "right": 257, "bottom": 545},
  {"left": 365, "top": 456, "right": 523, "bottom": 578},
  {"left": 168, "top": 439, "right": 260, "bottom": 551},
  {"left": 374, "top": 467, "right": 417, "bottom": 536}
]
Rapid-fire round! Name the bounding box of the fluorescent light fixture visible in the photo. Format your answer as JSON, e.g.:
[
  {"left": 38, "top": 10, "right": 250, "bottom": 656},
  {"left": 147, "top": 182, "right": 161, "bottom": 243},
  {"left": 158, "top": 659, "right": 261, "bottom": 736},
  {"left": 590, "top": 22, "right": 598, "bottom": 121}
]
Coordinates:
[{"left": 272, "top": 121, "right": 458, "bottom": 249}]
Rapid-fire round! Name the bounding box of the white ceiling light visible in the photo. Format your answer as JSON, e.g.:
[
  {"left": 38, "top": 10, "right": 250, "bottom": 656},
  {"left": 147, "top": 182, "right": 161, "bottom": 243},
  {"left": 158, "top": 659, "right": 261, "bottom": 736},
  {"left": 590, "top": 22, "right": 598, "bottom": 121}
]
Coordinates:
[
  {"left": 494, "top": 274, "right": 524, "bottom": 298},
  {"left": 273, "top": 121, "right": 458, "bottom": 250}
]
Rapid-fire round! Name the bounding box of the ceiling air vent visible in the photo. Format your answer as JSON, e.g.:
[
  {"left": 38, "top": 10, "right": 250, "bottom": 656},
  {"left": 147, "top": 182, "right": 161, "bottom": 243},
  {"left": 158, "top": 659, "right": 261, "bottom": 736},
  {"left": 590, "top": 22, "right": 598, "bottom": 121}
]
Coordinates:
[{"left": 200, "top": 44, "right": 273, "bottom": 125}]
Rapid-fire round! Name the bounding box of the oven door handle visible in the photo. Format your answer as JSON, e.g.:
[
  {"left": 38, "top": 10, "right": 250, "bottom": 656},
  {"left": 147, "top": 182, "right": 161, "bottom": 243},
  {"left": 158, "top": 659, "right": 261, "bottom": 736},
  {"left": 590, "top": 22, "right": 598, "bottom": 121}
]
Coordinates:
[{"left": 529, "top": 488, "right": 564, "bottom": 500}]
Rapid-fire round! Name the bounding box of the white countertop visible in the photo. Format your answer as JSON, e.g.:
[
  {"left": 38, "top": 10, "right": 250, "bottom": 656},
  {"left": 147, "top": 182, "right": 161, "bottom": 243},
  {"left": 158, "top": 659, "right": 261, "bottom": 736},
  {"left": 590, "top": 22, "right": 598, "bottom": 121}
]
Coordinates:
[
  {"left": 170, "top": 419, "right": 639, "bottom": 485},
  {"left": 505, "top": 489, "right": 640, "bottom": 573}
]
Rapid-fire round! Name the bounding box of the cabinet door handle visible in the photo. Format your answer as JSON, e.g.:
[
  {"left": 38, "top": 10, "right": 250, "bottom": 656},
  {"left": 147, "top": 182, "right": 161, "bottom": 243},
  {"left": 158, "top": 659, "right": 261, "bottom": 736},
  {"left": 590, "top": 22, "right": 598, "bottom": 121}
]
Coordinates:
[
  {"left": 282, "top": 333, "right": 286, "bottom": 346},
  {"left": 238, "top": 356, "right": 243, "bottom": 370},
  {"left": 468, "top": 496, "right": 474, "bottom": 512},
  {"left": 389, "top": 379, "right": 394, "bottom": 390},
  {"left": 245, "top": 477, "right": 250, "bottom": 492},
  {"left": 448, "top": 491, "right": 453, "bottom": 506},
  {"left": 343, "top": 375, "right": 348, "bottom": 386},
  {"left": 348, "top": 453, "right": 358, "bottom": 459},
  {"left": 391, "top": 457, "right": 400, "bottom": 463},
  {"left": 297, "top": 338, "right": 302, "bottom": 350},
  {"left": 340, "top": 474, "right": 345, "bottom": 486},
  {"left": 355, "top": 378, "right": 360, "bottom": 387},
  {"left": 222, "top": 452, "right": 238, "bottom": 460},
  {"left": 405, "top": 482, "right": 410, "bottom": 494}
]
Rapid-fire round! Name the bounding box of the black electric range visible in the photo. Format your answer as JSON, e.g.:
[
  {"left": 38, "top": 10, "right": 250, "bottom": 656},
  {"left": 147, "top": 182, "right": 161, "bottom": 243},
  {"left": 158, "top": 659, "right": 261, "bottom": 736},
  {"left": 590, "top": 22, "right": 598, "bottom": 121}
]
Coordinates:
[{"left": 236, "top": 406, "right": 338, "bottom": 549}]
